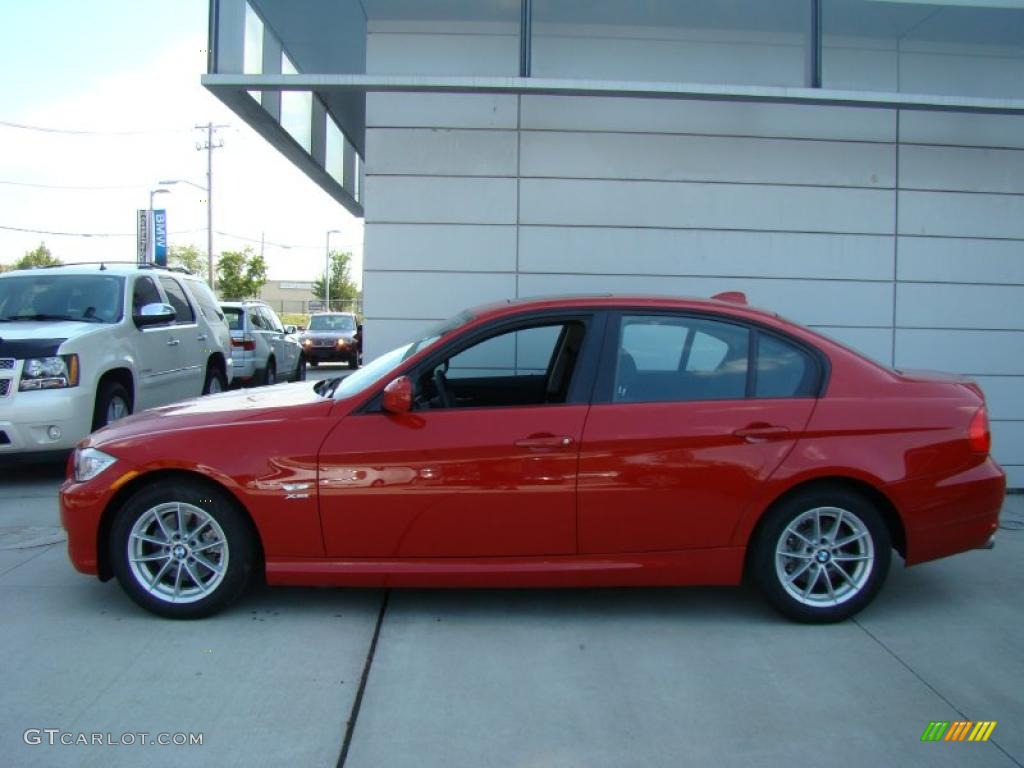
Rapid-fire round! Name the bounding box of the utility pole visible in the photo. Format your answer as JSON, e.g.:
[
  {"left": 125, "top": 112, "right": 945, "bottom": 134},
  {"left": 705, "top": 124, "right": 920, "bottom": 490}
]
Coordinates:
[{"left": 195, "top": 123, "right": 227, "bottom": 290}]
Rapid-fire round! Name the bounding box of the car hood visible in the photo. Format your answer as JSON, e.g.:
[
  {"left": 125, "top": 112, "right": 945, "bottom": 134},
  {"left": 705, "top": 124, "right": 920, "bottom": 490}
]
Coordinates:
[
  {"left": 0, "top": 320, "right": 108, "bottom": 353},
  {"left": 84, "top": 381, "right": 337, "bottom": 449}
]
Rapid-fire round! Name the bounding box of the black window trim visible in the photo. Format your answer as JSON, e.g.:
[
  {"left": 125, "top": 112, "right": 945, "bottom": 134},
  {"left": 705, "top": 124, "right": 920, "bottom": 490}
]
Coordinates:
[
  {"left": 356, "top": 308, "right": 608, "bottom": 414},
  {"left": 158, "top": 276, "right": 197, "bottom": 326},
  {"left": 593, "top": 308, "right": 829, "bottom": 405}
]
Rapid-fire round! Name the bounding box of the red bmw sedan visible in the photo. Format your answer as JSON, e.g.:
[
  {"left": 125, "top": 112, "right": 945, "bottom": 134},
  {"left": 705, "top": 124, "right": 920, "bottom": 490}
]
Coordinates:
[{"left": 60, "top": 294, "right": 1004, "bottom": 622}]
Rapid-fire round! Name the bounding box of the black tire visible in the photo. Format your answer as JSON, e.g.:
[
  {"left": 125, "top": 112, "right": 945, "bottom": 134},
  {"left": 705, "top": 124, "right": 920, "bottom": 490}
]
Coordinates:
[
  {"left": 109, "top": 479, "right": 256, "bottom": 619},
  {"left": 92, "top": 380, "right": 132, "bottom": 431},
  {"left": 347, "top": 355, "right": 358, "bottom": 370},
  {"left": 310, "top": 359, "right": 319, "bottom": 368},
  {"left": 294, "top": 355, "right": 307, "bottom": 381},
  {"left": 202, "top": 363, "right": 227, "bottom": 395},
  {"left": 749, "top": 486, "right": 891, "bottom": 623},
  {"left": 262, "top": 358, "right": 276, "bottom": 385}
]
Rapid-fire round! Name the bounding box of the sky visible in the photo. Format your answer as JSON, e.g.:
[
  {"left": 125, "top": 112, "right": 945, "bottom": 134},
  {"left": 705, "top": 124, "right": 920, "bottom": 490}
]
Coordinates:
[{"left": 0, "top": 0, "right": 363, "bottom": 285}]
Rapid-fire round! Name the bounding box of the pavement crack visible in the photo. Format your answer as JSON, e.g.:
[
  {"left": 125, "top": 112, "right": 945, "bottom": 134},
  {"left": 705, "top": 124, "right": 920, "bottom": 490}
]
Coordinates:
[
  {"left": 853, "top": 617, "right": 1023, "bottom": 767},
  {"left": 337, "top": 589, "right": 391, "bottom": 768}
]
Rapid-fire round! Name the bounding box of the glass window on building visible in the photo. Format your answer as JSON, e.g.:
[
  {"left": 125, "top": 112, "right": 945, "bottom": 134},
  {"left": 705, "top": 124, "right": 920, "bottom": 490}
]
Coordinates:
[
  {"left": 531, "top": 0, "right": 811, "bottom": 87},
  {"left": 823, "top": 0, "right": 1024, "bottom": 98},
  {"left": 280, "top": 52, "right": 313, "bottom": 152},
  {"left": 325, "top": 114, "right": 346, "bottom": 187},
  {"left": 364, "top": 0, "right": 521, "bottom": 76},
  {"left": 244, "top": 2, "right": 264, "bottom": 104}
]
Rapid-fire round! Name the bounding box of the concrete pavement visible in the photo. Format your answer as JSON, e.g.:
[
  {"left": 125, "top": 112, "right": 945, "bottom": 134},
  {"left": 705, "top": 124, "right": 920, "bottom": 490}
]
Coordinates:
[{"left": 1, "top": 428, "right": 1021, "bottom": 766}]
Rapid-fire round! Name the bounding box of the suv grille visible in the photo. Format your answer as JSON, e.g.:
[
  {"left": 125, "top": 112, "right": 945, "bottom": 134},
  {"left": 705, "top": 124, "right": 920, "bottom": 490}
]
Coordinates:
[{"left": 0, "top": 358, "right": 14, "bottom": 370}]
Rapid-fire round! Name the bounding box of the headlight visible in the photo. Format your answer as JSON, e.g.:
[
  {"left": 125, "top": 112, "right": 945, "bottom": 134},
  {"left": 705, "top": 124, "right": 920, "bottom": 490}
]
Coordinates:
[
  {"left": 19, "top": 354, "right": 79, "bottom": 391},
  {"left": 73, "top": 447, "right": 117, "bottom": 482},
  {"left": 301, "top": 338, "right": 312, "bottom": 346},
  {"left": 336, "top": 338, "right": 349, "bottom": 348}
]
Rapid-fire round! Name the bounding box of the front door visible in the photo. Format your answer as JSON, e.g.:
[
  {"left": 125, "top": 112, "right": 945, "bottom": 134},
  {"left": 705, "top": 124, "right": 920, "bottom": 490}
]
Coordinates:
[{"left": 318, "top": 317, "right": 597, "bottom": 558}]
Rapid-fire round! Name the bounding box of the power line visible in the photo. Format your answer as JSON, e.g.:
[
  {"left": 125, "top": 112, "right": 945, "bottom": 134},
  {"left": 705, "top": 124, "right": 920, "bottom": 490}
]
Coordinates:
[
  {"left": 0, "top": 180, "right": 149, "bottom": 191},
  {"left": 0, "top": 224, "right": 205, "bottom": 238},
  {"left": 0, "top": 119, "right": 192, "bottom": 136}
]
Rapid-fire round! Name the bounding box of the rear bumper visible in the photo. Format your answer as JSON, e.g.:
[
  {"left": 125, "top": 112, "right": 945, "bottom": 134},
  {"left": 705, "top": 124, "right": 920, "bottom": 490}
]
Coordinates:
[{"left": 895, "top": 458, "right": 1005, "bottom": 565}]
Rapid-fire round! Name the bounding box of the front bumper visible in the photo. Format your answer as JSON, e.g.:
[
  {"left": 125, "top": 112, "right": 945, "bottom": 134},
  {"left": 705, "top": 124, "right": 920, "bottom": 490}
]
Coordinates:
[
  {"left": 303, "top": 344, "right": 356, "bottom": 363},
  {"left": 60, "top": 458, "right": 137, "bottom": 577},
  {"left": 0, "top": 385, "right": 96, "bottom": 454}
]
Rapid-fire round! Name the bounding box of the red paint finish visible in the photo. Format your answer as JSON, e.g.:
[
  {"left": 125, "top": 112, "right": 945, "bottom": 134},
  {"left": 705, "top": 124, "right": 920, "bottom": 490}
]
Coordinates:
[{"left": 58, "top": 294, "right": 1006, "bottom": 596}]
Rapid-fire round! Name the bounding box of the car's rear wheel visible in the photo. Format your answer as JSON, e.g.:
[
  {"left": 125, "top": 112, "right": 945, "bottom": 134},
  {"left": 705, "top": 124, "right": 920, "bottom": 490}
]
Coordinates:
[
  {"left": 92, "top": 380, "right": 132, "bottom": 431},
  {"left": 109, "top": 479, "right": 256, "bottom": 619},
  {"left": 202, "top": 364, "right": 226, "bottom": 395},
  {"left": 750, "top": 487, "right": 891, "bottom": 623},
  {"left": 294, "top": 355, "right": 307, "bottom": 381}
]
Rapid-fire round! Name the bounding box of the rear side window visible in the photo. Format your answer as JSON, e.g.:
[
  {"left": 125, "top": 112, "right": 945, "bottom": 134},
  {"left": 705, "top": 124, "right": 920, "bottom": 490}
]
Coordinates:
[
  {"left": 186, "top": 278, "right": 225, "bottom": 323},
  {"left": 755, "top": 334, "right": 817, "bottom": 398},
  {"left": 159, "top": 277, "right": 195, "bottom": 324},
  {"left": 615, "top": 316, "right": 749, "bottom": 403},
  {"left": 223, "top": 307, "right": 243, "bottom": 331}
]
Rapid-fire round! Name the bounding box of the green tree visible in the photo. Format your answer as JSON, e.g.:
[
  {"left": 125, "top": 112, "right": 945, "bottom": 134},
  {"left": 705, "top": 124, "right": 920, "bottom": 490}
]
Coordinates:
[
  {"left": 313, "top": 250, "right": 360, "bottom": 311},
  {"left": 215, "top": 247, "right": 267, "bottom": 299},
  {"left": 168, "top": 244, "right": 206, "bottom": 277},
  {"left": 14, "top": 242, "right": 62, "bottom": 269}
]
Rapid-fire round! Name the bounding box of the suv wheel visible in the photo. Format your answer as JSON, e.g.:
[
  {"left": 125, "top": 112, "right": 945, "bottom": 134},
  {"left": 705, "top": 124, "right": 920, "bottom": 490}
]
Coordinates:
[
  {"left": 294, "top": 355, "right": 307, "bottom": 381},
  {"left": 263, "top": 359, "right": 276, "bottom": 386},
  {"left": 203, "top": 364, "right": 227, "bottom": 395},
  {"left": 92, "top": 380, "right": 132, "bottom": 431}
]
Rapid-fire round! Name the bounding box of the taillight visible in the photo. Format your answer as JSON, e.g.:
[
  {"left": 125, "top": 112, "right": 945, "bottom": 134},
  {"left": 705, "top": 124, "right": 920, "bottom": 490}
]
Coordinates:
[
  {"left": 968, "top": 406, "right": 991, "bottom": 454},
  {"left": 231, "top": 336, "right": 255, "bottom": 351}
]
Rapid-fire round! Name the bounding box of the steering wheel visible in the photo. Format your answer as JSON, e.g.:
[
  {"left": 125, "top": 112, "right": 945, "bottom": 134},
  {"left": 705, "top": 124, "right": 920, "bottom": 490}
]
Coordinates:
[{"left": 433, "top": 368, "right": 453, "bottom": 408}]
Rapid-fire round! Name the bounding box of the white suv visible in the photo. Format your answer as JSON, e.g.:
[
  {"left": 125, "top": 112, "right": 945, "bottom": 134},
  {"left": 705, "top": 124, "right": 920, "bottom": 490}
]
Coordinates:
[
  {"left": 220, "top": 300, "right": 305, "bottom": 386},
  {"left": 0, "top": 263, "right": 232, "bottom": 455}
]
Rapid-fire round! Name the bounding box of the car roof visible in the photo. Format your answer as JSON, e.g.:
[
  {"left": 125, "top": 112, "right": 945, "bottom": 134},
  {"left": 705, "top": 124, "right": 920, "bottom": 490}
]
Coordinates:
[
  {"left": 2, "top": 263, "right": 193, "bottom": 278},
  {"left": 220, "top": 300, "right": 268, "bottom": 307},
  {"left": 464, "top": 293, "right": 779, "bottom": 323}
]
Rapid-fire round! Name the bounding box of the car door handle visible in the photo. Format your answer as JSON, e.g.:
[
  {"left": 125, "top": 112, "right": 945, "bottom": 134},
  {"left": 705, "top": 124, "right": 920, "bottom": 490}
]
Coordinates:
[
  {"left": 514, "top": 434, "right": 574, "bottom": 449},
  {"left": 166, "top": 338, "right": 180, "bottom": 346},
  {"left": 733, "top": 424, "right": 790, "bottom": 441}
]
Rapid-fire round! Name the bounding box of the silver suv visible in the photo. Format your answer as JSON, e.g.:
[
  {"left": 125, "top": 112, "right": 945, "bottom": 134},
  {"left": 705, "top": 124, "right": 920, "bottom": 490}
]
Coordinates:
[
  {"left": 0, "top": 263, "right": 232, "bottom": 455},
  {"left": 220, "top": 300, "right": 305, "bottom": 386}
]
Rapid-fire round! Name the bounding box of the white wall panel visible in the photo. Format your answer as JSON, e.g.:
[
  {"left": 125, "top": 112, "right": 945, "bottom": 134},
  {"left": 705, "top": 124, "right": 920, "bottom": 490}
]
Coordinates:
[
  {"left": 363, "top": 271, "right": 514, "bottom": 321},
  {"left": 900, "top": 111, "right": 1024, "bottom": 150},
  {"left": 520, "top": 96, "right": 896, "bottom": 142},
  {"left": 901, "top": 145, "right": 1024, "bottom": 195},
  {"left": 516, "top": 273, "right": 892, "bottom": 328},
  {"left": 367, "top": 129, "right": 517, "bottom": 176},
  {"left": 897, "top": 237, "right": 1024, "bottom": 284},
  {"left": 364, "top": 177, "right": 517, "bottom": 224},
  {"left": 809, "top": 327, "right": 893, "bottom": 366},
  {"left": 366, "top": 33, "right": 518, "bottom": 76},
  {"left": 991, "top": 421, "right": 1024, "bottom": 465},
  {"left": 900, "top": 53, "right": 1024, "bottom": 100},
  {"left": 897, "top": 284, "right": 1024, "bottom": 330},
  {"left": 365, "top": 224, "right": 516, "bottom": 272},
  {"left": 367, "top": 93, "right": 519, "bottom": 129},
  {"left": 519, "top": 227, "right": 893, "bottom": 281},
  {"left": 895, "top": 329, "right": 1024, "bottom": 376},
  {"left": 520, "top": 179, "right": 895, "bottom": 234},
  {"left": 361, "top": 318, "right": 441, "bottom": 360},
  {"left": 898, "top": 192, "right": 1024, "bottom": 240},
  {"left": 521, "top": 132, "right": 894, "bottom": 188},
  {"left": 975, "top": 377, "right": 1024, "bottom": 421}
]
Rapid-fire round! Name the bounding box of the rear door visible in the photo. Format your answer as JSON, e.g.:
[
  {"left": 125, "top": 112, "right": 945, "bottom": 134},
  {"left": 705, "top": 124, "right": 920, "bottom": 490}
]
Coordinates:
[
  {"left": 577, "top": 311, "right": 820, "bottom": 554},
  {"left": 158, "top": 276, "right": 204, "bottom": 397},
  {"left": 260, "top": 306, "right": 297, "bottom": 377}
]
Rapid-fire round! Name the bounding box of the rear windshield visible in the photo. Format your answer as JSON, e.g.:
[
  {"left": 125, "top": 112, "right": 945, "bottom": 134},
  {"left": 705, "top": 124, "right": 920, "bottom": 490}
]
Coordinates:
[
  {"left": 0, "top": 274, "right": 125, "bottom": 324},
  {"left": 309, "top": 314, "right": 356, "bottom": 332},
  {"left": 222, "top": 306, "right": 243, "bottom": 331}
]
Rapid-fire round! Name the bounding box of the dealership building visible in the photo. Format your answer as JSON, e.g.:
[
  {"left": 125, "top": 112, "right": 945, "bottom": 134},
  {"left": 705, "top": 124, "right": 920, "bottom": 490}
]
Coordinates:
[{"left": 203, "top": 0, "right": 1024, "bottom": 485}]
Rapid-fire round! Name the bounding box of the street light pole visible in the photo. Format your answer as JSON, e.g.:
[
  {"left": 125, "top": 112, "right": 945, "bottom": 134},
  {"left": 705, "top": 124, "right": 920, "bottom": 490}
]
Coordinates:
[{"left": 325, "top": 229, "right": 341, "bottom": 312}]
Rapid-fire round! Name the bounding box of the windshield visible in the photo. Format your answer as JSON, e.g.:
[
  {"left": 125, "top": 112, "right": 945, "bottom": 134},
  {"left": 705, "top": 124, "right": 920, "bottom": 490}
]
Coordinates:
[
  {"left": 309, "top": 314, "right": 356, "bottom": 332},
  {"left": 331, "top": 334, "right": 442, "bottom": 398},
  {"left": 0, "top": 274, "right": 125, "bottom": 323}
]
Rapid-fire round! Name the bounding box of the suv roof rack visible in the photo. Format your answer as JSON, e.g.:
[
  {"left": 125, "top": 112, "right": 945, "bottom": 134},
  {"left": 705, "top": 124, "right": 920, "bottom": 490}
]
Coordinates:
[{"left": 28, "top": 261, "right": 192, "bottom": 274}]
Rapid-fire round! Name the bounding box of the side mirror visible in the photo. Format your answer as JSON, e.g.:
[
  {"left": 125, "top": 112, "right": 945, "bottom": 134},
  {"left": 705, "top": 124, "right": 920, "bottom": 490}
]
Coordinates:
[
  {"left": 134, "top": 302, "right": 176, "bottom": 328},
  {"left": 382, "top": 376, "right": 412, "bottom": 414},
  {"left": 284, "top": 324, "right": 297, "bottom": 334}
]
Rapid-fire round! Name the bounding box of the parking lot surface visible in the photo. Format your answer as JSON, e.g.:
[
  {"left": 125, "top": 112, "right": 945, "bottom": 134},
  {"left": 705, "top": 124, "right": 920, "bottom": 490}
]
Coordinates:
[{"left": 2, "top": 378, "right": 1021, "bottom": 767}]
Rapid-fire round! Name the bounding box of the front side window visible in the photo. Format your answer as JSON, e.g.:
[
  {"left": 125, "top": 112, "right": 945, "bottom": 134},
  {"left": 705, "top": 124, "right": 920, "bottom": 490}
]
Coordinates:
[
  {"left": 418, "top": 320, "right": 587, "bottom": 409},
  {"left": 615, "top": 315, "right": 749, "bottom": 403},
  {"left": 132, "top": 277, "right": 163, "bottom": 315}
]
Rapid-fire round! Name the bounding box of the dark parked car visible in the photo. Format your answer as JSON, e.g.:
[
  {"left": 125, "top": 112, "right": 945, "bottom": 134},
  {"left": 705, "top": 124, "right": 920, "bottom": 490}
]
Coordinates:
[{"left": 298, "top": 312, "right": 361, "bottom": 368}]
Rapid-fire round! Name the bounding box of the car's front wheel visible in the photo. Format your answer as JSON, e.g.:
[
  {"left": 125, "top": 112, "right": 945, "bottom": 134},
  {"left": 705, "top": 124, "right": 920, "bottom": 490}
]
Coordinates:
[
  {"left": 92, "top": 380, "right": 132, "bottom": 431},
  {"left": 109, "top": 479, "right": 256, "bottom": 619},
  {"left": 750, "top": 487, "right": 891, "bottom": 623},
  {"left": 202, "top": 364, "right": 226, "bottom": 395}
]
